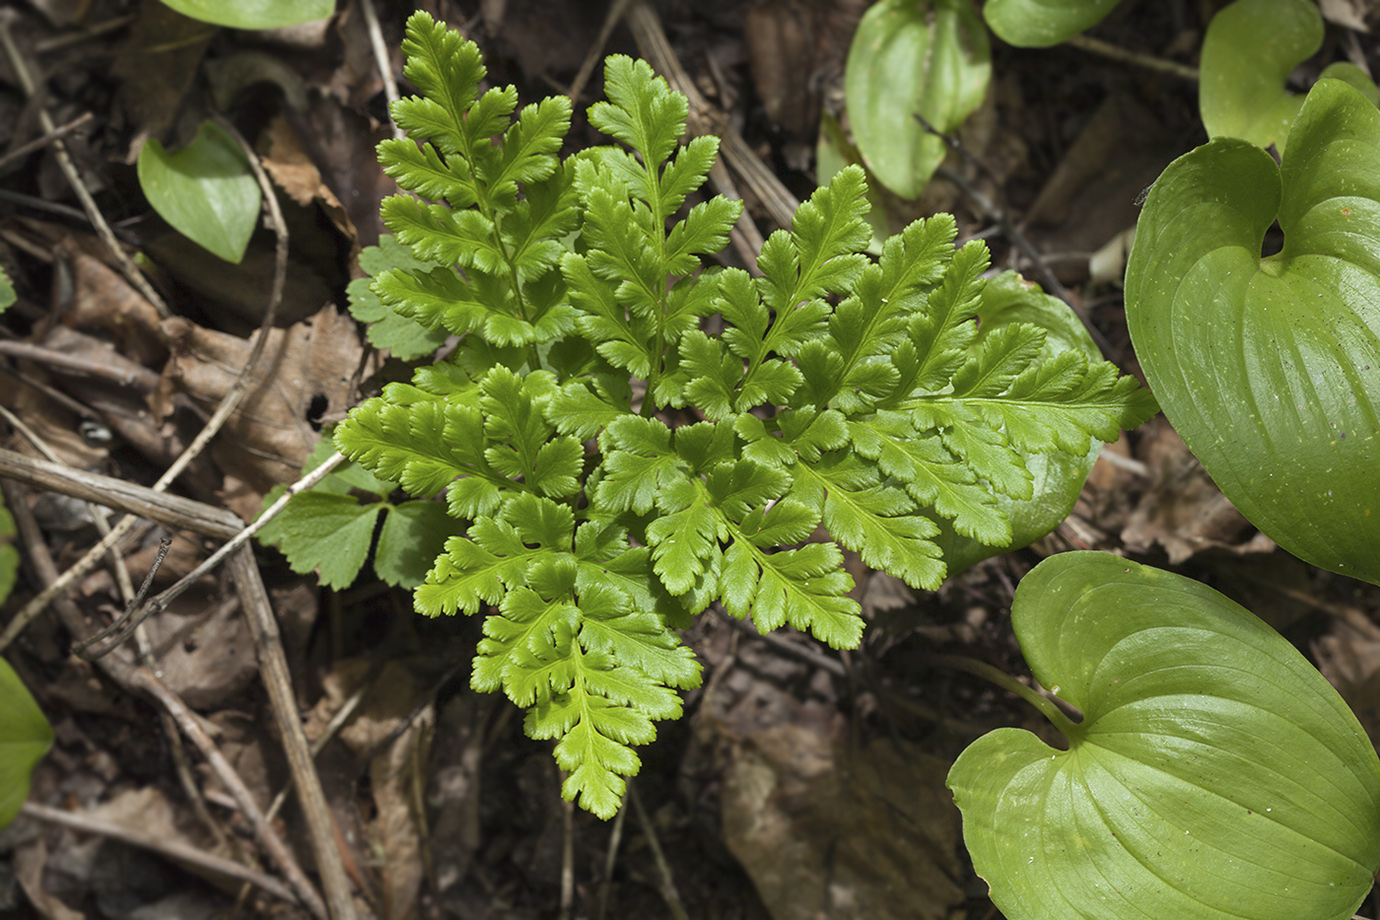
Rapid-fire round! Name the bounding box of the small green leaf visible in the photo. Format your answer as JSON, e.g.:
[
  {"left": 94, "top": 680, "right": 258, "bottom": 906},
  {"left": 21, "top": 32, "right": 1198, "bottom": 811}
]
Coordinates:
[
  {"left": 375, "top": 500, "right": 455, "bottom": 589},
  {"left": 157, "top": 0, "right": 333, "bottom": 29},
  {"left": 349, "top": 236, "right": 448, "bottom": 361},
  {"left": 1126, "top": 78, "right": 1380, "bottom": 586},
  {"left": 258, "top": 492, "right": 382, "bottom": 590},
  {"left": 845, "top": 0, "right": 990, "bottom": 199},
  {"left": 138, "top": 120, "right": 260, "bottom": 264},
  {"left": 982, "top": 0, "right": 1121, "bottom": 48},
  {"left": 0, "top": 658, "right": 52, "bottom": 830},
  {"left": 949, "top": 552, "right": 1380, "bottom": 920}
]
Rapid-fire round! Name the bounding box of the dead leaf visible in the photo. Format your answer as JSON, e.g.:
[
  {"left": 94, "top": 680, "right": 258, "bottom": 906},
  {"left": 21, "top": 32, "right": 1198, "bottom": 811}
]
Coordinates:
[
  {"left": 13, "top": 839, "right": 85, "bottom": 920},
  {"left": 58, "top": 240, "right": 167, "bottom": 368},
  {"left": 1120, "top": 417, "right": 1276, "bottom": 563},
  {"left": 259, "top": 114, "right": 357, "bottom": 242},
  {"left": 154, "top": 305, "right": 363, "bottom": 500},
  {"left": 698, "top": 639, "right": 962, "bottom": 920}
]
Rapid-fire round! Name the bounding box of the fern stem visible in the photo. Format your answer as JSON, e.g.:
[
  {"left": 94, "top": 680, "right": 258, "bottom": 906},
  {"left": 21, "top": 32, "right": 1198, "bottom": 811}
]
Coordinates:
[{"left": 923, "top": 652, "right": 1080, "bottom": 736}]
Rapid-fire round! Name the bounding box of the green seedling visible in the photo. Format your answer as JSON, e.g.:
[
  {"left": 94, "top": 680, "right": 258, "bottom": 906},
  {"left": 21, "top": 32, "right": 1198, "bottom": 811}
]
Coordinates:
[
  {"left": 137, "top": 120, "right": 260, "bottom": 264},
  {"left": 263, "top": 12, "right": 1155, "bottom": 818},
  {"left": 844, "top": 0, "right": 990, "bottom": 200},
  {"left": 1200, "top": 0, "right": 1377, "bottom": 153},
  {"left": 157, "top": 0, "right": 334, "bottom": 30},
  {"left": 982, "top": 0, "right": 1122, "bottom": 47},
  {"left": 949, "top": 551, "right": 1380, "bottom": 920},
  {"left": 1127, "top": 78, "right": 1380, "bottom": 586}
]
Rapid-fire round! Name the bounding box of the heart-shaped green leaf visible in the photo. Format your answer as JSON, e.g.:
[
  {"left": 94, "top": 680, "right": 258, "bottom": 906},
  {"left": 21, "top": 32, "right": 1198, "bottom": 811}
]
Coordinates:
[
  {"left": 137, "top": 120, "right": 260, "bottom": 264},
  {"left": 935, "top": 272, "right": 1103, "bottom": 574},
  {"left": 948, "top": 551, "right": 1380, "bottom": 920},
  {"left": 1199, "top": 0, "right": 1377, "bottom": 153},
  {"left": 844, "top": 0, "right": 990, "bottom": 199},
  {"left": 0, "top": 658, "right": 52, "bottom": 829},
  {"left": 982, "top": 0, "right": 1121, "bottom": 48},
  {"left": 158, "top": 0, "right": 334, "bottom": 30},
  {"left": 1126, "top": 78, "right": 1380, "bottom": 586}
]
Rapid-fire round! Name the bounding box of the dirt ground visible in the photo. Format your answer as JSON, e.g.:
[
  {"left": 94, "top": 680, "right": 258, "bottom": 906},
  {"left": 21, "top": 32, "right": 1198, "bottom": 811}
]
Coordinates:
[{"left": 2, "top": 1, "right": 1380, "bottom": 918}]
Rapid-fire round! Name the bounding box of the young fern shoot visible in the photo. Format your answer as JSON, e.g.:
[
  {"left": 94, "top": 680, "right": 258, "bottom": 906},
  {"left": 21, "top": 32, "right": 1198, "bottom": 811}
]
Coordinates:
[{"left": 313, "top": 12, "right": 1157, "bottom": 818}]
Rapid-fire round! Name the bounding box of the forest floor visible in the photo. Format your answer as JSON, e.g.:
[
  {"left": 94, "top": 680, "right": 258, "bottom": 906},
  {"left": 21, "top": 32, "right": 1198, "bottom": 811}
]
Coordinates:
[{"left": 2, "top": 1, "right": 1380, "bottom": 919}]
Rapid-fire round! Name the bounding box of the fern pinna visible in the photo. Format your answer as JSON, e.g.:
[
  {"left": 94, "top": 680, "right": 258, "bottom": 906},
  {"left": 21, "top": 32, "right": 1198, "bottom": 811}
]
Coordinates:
[{"left": 289, "top": 13, "right": 1157, "bottom": 818}]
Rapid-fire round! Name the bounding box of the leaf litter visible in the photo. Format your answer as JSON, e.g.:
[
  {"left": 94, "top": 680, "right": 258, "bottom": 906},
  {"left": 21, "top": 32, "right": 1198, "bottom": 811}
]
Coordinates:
[{"left": 2, "top": 2, "right": 1380, "bottom": 919}]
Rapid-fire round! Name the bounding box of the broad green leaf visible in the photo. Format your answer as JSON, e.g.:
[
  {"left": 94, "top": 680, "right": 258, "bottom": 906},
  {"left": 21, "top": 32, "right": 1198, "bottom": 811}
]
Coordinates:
[
  {"left": 157, "top": 0, "right": 333, "bottom": 29},
  {"left": 949, "top": 551, "right": 1380, "bottom": 920},
  {"left": 138, "top": 120, "right": 260, "bottom": 264},
  {"left": 0, "top": 658, "right": 52, "bottom": 829},
  {"left": 1126, "top": 78, "right": 1380, "bottom": 586},
  {"left": 845, "top": 0, "right": 990, "bottom": 199},
  {"left": 933, "top": 271, "right": 1106, "bottom": 574},
  {"left": 375, "top": 500, "right": 455, "bottom": 589},
  {"left": 1200, "top": 0, "right": 1339, "bottom": 154},
  {"left": 982, "top": 0, "right": 1121, "bottom": 48}
]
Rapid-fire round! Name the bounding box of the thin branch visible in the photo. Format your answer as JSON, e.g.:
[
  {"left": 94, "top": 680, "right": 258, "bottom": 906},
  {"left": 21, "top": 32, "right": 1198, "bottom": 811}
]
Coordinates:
[
  {"left": 0, "top": 340, "right": 161, "bottom": 390},
  {"left": 1064, "top": 33, "right": 1199, "bottom": 82},
  {"left": 358, "top": 0, "right": 403, "bottom": 140},
  {"left": 20, "top": 801, "right": 299, "bottom": 907},
  {"left": 130, "top": 667, "right": 329, "bottom": 919},
  {"left": 0, "top": 112, "right": 94, "bottom": 171}
]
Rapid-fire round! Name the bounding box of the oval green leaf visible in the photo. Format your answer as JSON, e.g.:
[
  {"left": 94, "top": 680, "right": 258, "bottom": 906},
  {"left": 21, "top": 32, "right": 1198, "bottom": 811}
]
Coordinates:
[
  {"left": 157, "top": 0, "right": 334, "bottom": 30},
  {"left": 948, "top": 551, "right": 1380, "bottom": 920},
  {"left": 844, "top": 0, "right": 990, "bottom": 199},
  {"left": 983, "top": 0, "right": 1121, "bottom": 48},
  {"left": 137, "top": 120, "right": 261, "bottom": 264},
  {"left": 1126, "top": 78, "right": 1380, "bottom": 585},
  {"left": 0, "top": 658, "right": 52, "bottom": 829},
  {"left": 935, "top": 272, "right": 1102, "bottom": 574}
]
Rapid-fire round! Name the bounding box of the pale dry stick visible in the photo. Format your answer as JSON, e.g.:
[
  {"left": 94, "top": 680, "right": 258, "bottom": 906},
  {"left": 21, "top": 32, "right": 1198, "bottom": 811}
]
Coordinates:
[
  {"left": 0, "top": 479, "right": 312, "bottom": 913},
  {"left": 0, "top": 112, "right": 94, "bottom": 172},
  {"left": 358, "top": 0, "right": 403, "bottom": 140},
  {"left": 560, "top": 797, "right": 576, "bottom": 920},
  {"left": 130, "top": 666, "right": 330, "bottom": 920},
  {"left": 228, "top": 545, "right": 362, "bottom": 920},
  {"left": 0, "top": 404, "right": 138, "bottom": 603},
  {"left": 1064, "top": 33, "right": 1199, "bottom": 82},
  {"left": 0, "top": 453, "right": 358, "bottom": 918},
  {"left": 0, "top": 108, "right": 290, "bottom": 655},
  {"left": 565, "top": 0, "right": 633, "bottom": 103},
  {"left": 75, "top": 450, "right": 347, "bottom": 659},
  {"left": 0, "top": 340, "right": 161, "bottom": 390},
  {"left": 627, "top": 780, "right": 690, "bottom": 920},
  {"left": 20, "top": 802, "right": 298, "bottom": 906},
  {"left": 0, "top": 14, "right": 170, "bottom": 318},
  {"left": 594, "top": 796, "right": 630, "bottom": 920},
  {"left": 0, "top": 408, "right": 138, "bottom": 652}
]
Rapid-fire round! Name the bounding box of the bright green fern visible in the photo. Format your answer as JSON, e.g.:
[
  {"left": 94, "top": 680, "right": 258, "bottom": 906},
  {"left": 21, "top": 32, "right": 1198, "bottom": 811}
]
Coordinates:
[{"left": 281, "top": 12, "right": 1157, "bottom": 818}]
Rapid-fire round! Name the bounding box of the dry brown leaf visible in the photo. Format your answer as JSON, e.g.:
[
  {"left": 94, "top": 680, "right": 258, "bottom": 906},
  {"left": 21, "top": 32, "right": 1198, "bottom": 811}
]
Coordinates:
[
  {"left": 59, "top": 240, "right": 167, "bottom": 368},
  {"left": 259, "top": 114, "right": 358, "bottom": 242},
  {"left": 13, "top": 839, "right": 85, "bottom": 920},
  {"left": 697, "top": 639, "right": 962, "bottom": 920},
  {"left": 154, "top": 305, "right": 363, "bottom": 501},
  {"left": 1120, "top": 417, "right": 1275, "bottom": 564}
]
